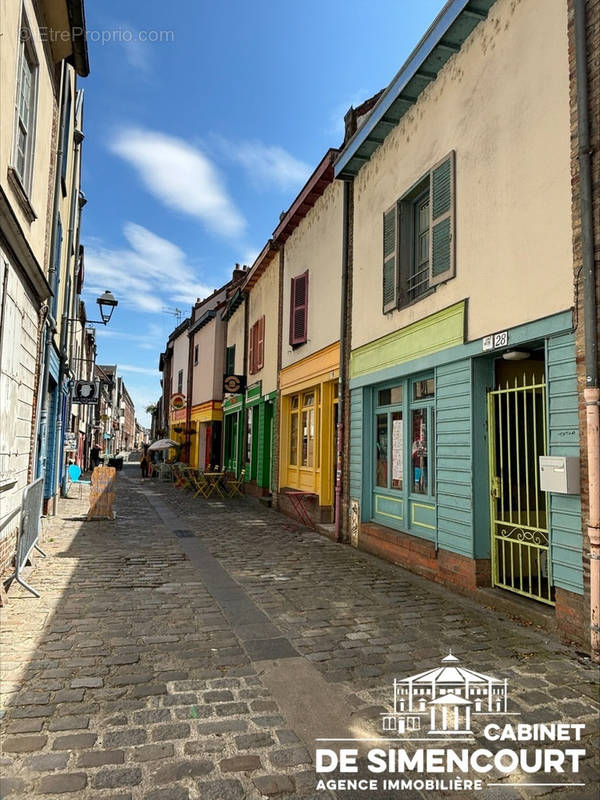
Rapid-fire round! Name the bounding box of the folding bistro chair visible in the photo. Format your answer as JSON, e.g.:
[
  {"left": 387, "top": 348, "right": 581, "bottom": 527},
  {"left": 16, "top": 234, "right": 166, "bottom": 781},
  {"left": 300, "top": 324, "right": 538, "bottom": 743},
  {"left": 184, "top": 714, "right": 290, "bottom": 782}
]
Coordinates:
[
  {"left": 189, "top": 471, "right": 209, "bottom": 499},
  {"left": 67, "top": 464, "right": 91, "bottom": 499},
  {"left": 226, "top": 469, "right": 245, "bottom": 497},
  {"left": 172, "top": 465, "right": 190, "bottom": 489},
  {"left": 158, "top": 463, "right": 173, "bottom": 482}
]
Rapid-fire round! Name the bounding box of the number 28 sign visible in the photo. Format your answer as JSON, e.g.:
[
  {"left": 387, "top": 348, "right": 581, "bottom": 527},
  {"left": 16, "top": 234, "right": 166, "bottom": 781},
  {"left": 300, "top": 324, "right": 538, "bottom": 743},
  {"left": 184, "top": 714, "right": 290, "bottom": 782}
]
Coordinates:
[{"left": 483, "top": 331, "right": 508, "bottom": 351}]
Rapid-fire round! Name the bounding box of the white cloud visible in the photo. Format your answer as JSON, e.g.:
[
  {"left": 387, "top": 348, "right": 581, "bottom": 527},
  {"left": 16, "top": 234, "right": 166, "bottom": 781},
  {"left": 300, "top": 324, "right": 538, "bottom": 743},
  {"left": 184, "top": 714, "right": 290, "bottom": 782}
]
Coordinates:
[
  {"left": 118, "top": 364, "right": 160, "bottom": 376},
  {"left": 95, "top": 325, "right": 164, "bottom": 352},
  {"left": 224, "top": 140, "right": 312, "bottom": 192},
  {"left": 123, "top": 40, "right": 151, "bottom": 74},
  {"left": 243, "top": 247, "right": 260, "bottom": 267},
  {"left": 84, "top": 222, "right": 213, "bottom": 315},
  {"left": 110, "top": 128, "right": 246, "bottom": 239}
]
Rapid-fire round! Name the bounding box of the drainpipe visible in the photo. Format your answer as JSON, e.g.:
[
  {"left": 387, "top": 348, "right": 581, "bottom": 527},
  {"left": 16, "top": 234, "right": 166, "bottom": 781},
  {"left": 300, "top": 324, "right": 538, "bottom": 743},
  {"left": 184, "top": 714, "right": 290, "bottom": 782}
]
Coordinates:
[
  {"left": 54, "top": 77, "right": 83, "bottom": 502},
  {"left": 574, "top": 0, "right": 599, "bottom": 663},
  {"left": 240, "top": 293, "right": 249, "bottom": 476},
  {"left": 185, "top": 322, "right": 194, "bottom": 465},
  {"left": 35, "top": 62, "right": 68, "bottom": 483},
  {"left": 335, "top": 179, "right": 352, "bottom": 542}
]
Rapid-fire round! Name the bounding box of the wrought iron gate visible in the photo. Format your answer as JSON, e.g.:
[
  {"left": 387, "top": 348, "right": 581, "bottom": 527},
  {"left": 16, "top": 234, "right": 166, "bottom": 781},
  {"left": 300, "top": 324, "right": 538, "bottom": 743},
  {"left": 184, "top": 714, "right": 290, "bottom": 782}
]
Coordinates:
[{"left": 487, "top": 374, "right": 553, "bottom": 605}]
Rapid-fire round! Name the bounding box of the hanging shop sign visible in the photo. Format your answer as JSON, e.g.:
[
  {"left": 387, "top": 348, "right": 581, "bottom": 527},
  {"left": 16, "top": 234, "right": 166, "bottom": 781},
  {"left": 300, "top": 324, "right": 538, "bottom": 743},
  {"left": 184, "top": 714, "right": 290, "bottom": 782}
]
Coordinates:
[
  {"left": 72, "top": 380, "right": 99, "bottom": 404},
  {"left": 63, "top": 433, "right": 78, "bottom": 451},
  {"left": 171, "top": 393, "right": 186, "bottom": 410},
  {"left": 223, "top": 374, "right": 246, "bottom": 395}
]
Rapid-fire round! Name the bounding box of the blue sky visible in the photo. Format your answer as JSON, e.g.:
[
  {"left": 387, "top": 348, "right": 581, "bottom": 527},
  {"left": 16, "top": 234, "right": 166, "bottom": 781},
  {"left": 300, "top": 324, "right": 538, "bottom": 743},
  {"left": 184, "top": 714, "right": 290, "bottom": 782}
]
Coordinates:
[{"left": 81, "top": 0, "right": 443, "bottom": 425}]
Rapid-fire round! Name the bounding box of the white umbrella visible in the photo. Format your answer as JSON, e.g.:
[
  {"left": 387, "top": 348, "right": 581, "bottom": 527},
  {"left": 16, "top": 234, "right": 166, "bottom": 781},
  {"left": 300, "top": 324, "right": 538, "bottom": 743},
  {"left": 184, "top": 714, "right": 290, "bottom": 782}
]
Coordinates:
[{"left": 148, "top": 438, "right": 179, "bottom": 451}]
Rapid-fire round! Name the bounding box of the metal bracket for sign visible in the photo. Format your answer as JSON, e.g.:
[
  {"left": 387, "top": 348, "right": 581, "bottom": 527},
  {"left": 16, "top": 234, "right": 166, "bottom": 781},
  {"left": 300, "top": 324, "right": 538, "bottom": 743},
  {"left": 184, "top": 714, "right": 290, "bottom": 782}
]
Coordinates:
[{"left": 15, "top": 478, "right": 46, "bottom": 597}]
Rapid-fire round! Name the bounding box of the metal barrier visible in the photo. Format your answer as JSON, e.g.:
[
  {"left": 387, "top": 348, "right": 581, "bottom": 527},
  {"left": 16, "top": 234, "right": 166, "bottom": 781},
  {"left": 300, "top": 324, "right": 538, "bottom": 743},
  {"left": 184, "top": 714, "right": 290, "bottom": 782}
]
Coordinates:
[{"left": 15, "top": 477, "right": 46, "bottom": 597}]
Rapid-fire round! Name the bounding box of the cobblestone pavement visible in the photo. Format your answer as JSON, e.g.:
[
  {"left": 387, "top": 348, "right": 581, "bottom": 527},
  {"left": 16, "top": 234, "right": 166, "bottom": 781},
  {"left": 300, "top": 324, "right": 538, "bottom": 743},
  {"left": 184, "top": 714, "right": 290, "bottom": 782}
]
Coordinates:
[{"left": 0, "top": 467, "right": 598, "bottom": 800}]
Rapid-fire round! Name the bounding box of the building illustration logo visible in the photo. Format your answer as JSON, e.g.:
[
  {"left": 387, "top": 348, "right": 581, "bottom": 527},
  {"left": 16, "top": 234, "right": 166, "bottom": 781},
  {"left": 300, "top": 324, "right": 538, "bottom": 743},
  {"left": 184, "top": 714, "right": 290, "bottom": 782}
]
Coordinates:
[{"left": 381, "top": 653, "right": 508, "bottom": 737}]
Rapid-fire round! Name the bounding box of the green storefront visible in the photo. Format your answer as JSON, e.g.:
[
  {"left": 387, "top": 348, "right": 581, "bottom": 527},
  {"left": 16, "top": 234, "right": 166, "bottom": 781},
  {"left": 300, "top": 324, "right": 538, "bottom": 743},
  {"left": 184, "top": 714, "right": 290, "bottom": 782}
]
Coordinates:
[
  {"left": 349, "top": 302, "right": 584, "bottom": 620},
  {"left": 223, "top": 382, "right": 276, "bottom": 495}
]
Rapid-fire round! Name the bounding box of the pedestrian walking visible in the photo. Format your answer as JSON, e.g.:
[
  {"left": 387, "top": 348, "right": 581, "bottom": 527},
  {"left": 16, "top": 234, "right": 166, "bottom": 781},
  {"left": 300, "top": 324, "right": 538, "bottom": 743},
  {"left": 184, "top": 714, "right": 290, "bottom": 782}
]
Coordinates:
[{"left": 140, "top": 448, "right": 150, "bottom": 479}]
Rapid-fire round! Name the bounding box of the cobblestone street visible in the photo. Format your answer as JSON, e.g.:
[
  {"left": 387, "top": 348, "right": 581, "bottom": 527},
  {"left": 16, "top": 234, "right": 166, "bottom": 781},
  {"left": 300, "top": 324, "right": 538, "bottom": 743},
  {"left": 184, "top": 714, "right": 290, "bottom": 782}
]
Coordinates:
[{"left": 1, "top": 467, "right": 598, "bottom": 800}]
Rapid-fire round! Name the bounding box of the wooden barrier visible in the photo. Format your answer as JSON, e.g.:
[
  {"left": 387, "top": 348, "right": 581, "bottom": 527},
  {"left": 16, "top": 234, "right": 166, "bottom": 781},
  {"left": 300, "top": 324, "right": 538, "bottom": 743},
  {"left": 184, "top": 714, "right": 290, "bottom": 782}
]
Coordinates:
[{"left": 87, "top": 466, "right": 117, "bottom": 521}]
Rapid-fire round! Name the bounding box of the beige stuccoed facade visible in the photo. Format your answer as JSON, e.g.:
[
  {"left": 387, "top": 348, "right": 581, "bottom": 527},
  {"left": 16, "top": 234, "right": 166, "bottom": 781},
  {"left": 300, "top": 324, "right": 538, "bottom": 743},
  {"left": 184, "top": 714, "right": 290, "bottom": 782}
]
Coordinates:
[
  {"left": 1, "top": 0, "right": 89, "bottom": 574},
  {"left": 171, "top": 324, "right": 190, "bottom": 401},
  {"left": 281, "top": 181, "right": 343, "bottom": 369},
  {"left": 0, "top": 0, "right": 56, "bottom": 263},
  {"left": 225, "top": 302, "right": 245, "bottom": 376},
  {"left": 277, "top": 168, "right": 343, "bottom": 521},
  {"left": 248, "top": 256, "right": 278, "bottom": 397},
  {"left": 351, "top": 0, "right": 572, "bottom": 350}
]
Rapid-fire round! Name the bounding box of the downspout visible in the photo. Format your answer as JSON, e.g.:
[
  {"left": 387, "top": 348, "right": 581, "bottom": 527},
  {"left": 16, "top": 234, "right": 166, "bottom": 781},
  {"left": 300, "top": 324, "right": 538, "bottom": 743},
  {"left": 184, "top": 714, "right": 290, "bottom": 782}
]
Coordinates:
[
  {"left": 574, "top": 0, "right": 599, "bottom": 663},
  {"left": 185, "top": 323, "right": 194, "bottom": 464},
  {"left": 0, "top": 260, "right": 9, "bottom": 378},
  {"left": 35, "top": 63, "right": 68, "bottom": 482},
  {"left": 241, "top": 293, "right": 249, "bottom": 477},
  {"left": 55, "top": 96, "right": 83, "bottom": 501},
  {"left": 335, "top": 179, "right": 352, "bottom": 542},
  {"left": 68, "top": 94, "right": 85, "bottom": 367}
]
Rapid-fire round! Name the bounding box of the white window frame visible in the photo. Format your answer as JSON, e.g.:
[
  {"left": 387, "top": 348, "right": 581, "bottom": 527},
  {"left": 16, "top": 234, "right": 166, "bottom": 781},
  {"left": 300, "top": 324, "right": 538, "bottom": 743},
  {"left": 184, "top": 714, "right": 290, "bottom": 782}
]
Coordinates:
[{"left": 12, "top": 8, "right": 39, "bottom": 197}]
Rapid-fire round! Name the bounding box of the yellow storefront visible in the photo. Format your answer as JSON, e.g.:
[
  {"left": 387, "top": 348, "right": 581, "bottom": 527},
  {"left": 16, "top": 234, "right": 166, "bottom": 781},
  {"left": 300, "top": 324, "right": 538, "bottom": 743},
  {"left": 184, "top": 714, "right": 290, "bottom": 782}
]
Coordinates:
[
  {"left": 189, "top": 401, "right": 223, "bottom": 470},
  {"left": 279, "top": 342, "right": 339, "bottom": 519},
  {"left": 169, "top": 407, "right": 187, "bottom": 459}
]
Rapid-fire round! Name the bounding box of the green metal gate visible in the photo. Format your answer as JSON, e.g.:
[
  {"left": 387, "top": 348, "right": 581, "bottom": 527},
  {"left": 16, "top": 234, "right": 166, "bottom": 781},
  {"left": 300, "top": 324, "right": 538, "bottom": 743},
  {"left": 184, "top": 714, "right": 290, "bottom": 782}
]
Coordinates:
[{"left": 487, "top": 374, "right": 553, "bottom": 605}]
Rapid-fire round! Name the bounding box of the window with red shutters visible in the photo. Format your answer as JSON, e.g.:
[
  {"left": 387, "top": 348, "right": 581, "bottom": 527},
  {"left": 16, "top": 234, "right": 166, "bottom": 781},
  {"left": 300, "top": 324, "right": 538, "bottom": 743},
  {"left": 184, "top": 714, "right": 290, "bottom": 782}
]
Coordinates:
[
  {"left": 256, "top": 316, "right": 265, "bottom": 370},
  {"left": 248, "top": 322, "right": 255, "bottom": 374},
  {"left": 249, "top": 317, "right": 265, "bottom": 375},
  {"left": 289, "top": 271, "right": 308, "bottom": 346}
]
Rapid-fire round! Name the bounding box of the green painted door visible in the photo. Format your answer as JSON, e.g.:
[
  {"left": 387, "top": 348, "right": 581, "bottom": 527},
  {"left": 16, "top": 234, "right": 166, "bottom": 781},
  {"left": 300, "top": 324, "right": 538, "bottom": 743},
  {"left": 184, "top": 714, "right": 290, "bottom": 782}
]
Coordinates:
[
  {"left": 224, "top": 413, "right": 239, "bottom": 473},
  {"left": 259, "top": 401, "right": 273, "bottom": 489}
]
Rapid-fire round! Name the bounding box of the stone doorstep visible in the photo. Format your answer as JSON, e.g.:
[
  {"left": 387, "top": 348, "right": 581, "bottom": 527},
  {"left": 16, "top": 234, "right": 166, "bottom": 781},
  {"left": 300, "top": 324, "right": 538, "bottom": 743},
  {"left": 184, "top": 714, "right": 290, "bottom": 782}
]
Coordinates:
[{"left": 475, "top": 587, "right": 557, "bottom": 634}]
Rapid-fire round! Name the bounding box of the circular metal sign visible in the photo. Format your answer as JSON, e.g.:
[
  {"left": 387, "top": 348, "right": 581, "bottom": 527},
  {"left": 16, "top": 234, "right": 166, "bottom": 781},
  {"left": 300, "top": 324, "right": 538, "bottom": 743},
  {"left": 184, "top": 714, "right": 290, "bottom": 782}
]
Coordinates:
[{"left": 171, "top": 393, "right": 186, "bottom": 410}]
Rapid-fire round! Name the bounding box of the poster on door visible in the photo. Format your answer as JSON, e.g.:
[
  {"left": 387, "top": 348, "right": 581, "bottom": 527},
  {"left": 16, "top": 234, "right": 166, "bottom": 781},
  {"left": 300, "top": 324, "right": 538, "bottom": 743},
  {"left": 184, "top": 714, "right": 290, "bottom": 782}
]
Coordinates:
[{"left": 392, "top": 418, "right": 403, "bottom": 486}]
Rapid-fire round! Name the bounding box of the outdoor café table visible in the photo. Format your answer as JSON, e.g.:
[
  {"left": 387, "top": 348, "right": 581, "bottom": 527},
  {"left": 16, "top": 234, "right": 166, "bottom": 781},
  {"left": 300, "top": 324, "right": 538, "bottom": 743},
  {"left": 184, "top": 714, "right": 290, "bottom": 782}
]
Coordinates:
[
  {"left": 285, "top": 490, "right": 315, "bottom": 528},
  {"left": 202, "top": 472, "right": 226, "bottom": 498}
]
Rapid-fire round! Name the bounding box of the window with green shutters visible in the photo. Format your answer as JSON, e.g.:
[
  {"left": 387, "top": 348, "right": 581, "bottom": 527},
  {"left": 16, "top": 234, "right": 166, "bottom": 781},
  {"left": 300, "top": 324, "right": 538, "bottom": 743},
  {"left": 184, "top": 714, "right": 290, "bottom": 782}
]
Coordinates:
[
  {"left": 382, "top": 151, "right": 455, "bottom": 313},
  {"left": 382, "top": 206, "right": 397, "bottom": 313},
  {"left": 226, "top": 345, "right": 235, "bottom": 375}
]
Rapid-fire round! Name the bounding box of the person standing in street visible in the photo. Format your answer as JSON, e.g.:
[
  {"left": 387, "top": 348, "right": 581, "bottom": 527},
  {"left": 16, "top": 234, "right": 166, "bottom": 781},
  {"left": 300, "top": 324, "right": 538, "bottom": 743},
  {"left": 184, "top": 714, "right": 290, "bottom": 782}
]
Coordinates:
[
  {"left": 140, "top": 448, "right": 150, "bottom": 479},
  {"left": 90, "top": 443, "right": 101, "bottom": 470}
]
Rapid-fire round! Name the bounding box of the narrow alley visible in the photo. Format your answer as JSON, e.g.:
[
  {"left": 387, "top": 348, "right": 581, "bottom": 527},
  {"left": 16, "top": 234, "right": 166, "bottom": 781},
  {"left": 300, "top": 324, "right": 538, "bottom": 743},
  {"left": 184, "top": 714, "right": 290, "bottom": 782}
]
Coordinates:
[{"left": 0, "top": 467, "right": 598, "bottom": 800}]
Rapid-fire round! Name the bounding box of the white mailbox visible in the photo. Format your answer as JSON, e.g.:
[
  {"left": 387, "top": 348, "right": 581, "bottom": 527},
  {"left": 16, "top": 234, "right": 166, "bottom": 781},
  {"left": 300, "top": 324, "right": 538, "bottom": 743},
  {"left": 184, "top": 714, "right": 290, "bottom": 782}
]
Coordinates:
[{"left": 539, "top": 456, "right": 580, "bottom": 494}]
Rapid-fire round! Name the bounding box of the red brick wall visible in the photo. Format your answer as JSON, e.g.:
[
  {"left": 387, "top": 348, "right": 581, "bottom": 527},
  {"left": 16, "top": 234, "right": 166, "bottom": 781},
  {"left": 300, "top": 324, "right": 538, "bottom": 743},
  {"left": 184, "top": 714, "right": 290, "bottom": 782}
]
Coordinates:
[
  {"left": 556, "top": 588, "right": 589, "bottom": 648},
  {"left": 0, "top": 528, "right": 18, "bottom": 583},
  {"left": 359, "top": 522, "right": 490, "bottom": 592}
]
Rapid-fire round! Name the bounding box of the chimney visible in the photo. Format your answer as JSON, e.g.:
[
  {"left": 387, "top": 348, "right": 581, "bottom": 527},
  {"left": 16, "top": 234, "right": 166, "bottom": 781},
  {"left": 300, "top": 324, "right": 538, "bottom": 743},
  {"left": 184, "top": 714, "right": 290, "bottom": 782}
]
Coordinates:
[{"left": 232, "top": 262, "right": 245, "bottom": 283}]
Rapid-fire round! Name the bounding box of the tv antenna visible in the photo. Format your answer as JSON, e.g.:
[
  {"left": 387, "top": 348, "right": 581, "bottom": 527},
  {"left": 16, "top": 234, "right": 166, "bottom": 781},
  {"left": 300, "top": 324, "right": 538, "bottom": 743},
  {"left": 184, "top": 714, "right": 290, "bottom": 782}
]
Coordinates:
[{"left": 162, "top": 306, "right": 182, "bottom": 325}]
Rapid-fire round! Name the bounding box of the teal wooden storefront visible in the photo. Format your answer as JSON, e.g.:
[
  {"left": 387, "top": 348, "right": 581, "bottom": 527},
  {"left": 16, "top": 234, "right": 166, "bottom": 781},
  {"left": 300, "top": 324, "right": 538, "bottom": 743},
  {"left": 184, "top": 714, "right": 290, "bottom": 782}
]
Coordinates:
[{"left": 349, "top": 309, "right": 583, "bottom": 602}]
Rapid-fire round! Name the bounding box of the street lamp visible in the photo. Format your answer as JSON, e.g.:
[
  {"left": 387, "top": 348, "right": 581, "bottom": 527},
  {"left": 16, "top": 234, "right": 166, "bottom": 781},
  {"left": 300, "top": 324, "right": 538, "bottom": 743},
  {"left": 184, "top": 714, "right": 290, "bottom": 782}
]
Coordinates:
[
  {"left": 95, "top": 290, "right": 118, "bottom": 325},
  {"left": 65, "top": 289, "right": 118, "bottom": 336}
]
